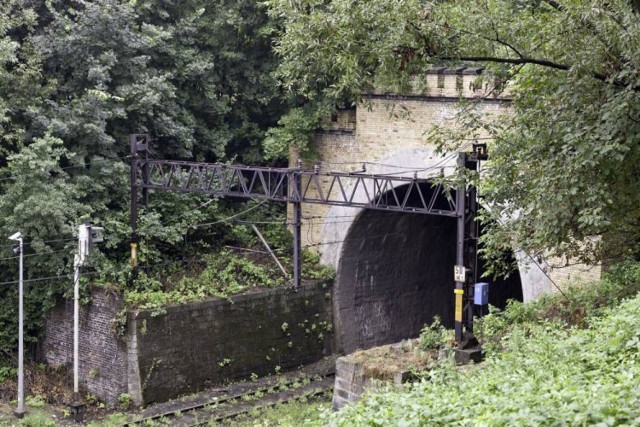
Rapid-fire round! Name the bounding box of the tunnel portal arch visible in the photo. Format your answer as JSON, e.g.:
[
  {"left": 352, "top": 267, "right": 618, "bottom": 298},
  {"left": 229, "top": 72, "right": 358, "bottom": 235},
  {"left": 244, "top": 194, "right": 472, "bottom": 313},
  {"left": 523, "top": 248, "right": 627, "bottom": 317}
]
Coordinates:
[
  {"left": 331, "top": 181, "right": 522, "bottom": 353},
  {"left": 315, "top": 148, "right": 546, "bottom": 354}
]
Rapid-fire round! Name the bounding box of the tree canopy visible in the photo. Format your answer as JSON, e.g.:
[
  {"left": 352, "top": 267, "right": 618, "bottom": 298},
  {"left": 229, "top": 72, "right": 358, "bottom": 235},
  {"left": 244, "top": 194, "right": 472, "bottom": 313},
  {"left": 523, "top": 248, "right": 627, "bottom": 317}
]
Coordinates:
[
  {"left": 264, "top": 0, "right": 640, "bottom": 271},
  {"left": 0, "top": 0, "right": 287, "bottom": 352}
]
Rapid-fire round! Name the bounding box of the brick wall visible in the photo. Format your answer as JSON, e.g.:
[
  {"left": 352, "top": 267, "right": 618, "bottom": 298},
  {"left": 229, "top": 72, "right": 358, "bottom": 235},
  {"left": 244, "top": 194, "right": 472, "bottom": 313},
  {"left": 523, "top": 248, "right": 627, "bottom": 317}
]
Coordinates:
[
  {"left": 332, "top": 351, "right": 407, "bottom": 410},
  {"left": 44, "top": 281, "right": 334, "bottom": 406},
  {"left": 130, "top": 281, "right": 333, "bottom": 405},
  {"left": 293, "top": 71, "right": 510, "bottom": 249},
  {"left": 548, "top": 260, "right": 603, "bottom": 287},
  {"left": 292, "top": 68, "right": 602, "bottom": 310},
  {"left": 333, "top": 356, "right": 370, "bottom": 409},
  {"left": 43, "top": 288, "right": 128, "bottom": 404}
]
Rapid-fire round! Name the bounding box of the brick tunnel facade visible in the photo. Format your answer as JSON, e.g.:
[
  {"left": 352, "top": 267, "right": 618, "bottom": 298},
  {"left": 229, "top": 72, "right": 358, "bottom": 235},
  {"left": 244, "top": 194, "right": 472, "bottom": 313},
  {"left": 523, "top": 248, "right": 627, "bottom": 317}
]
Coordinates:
[
  {"left": 290, "top": 68, "right": 598, "bottom": 353},
  {"left": 332, "top": 184, "right": 523, "bottom": 354}
]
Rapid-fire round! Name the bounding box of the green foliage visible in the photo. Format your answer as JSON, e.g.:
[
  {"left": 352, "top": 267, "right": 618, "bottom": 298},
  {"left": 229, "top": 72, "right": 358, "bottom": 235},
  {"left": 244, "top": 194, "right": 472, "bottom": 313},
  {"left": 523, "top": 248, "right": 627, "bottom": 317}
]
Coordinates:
[
  {"left": 124, "top": 250, "right": 287, "bottom": 310},
  {"left": 477, "top": 259, "right": 640, "bottom": 355},
  {"left": 230, "top": 400, "right": 331, "bottom": 427},
  {"left": 0, "top": 0, "right": 289, "bottom": 358},
  {"left": 263, "top": 99, "right": 336, "bottom": 159},
  {"left": 302, "top": 250, "right": 335, "bottom": 281},
  {"left": 418, "top": 316, "right": 450, "bottom": 351},
  {"left": 266, "top": 0, "right": 640, "bottom": 269},
  {"left": 18, "top": 413, "right": 56, "bottom": 427},
  {"left": 116, "top": 393, "right": 133, "bottom": 410},
  {"left": 25, "top": 395, "right": 46, "bottom": 408},
  {"left": 0, "top": 135, "right": 83, "bottom": 358},
  {"left": 0, "top": 365, "right": 16, "bottom": 383},
  {"left": 327, "top": 266, "right": 640, "bottom": 426}
]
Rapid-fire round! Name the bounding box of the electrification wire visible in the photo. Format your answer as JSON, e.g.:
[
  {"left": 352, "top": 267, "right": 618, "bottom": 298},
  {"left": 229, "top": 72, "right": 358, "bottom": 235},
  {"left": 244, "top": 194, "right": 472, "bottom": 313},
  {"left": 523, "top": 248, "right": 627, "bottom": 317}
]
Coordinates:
[
  {"left": 0, "top": 248, "right": 72, "bottom": 263},
  {"left": 0, "top": 274, "right": 72, "bottom": 287},
  {"left": 299, "top": 143, "right": 473, "bottom": 175},
  {"left": 0, "top": 237, "right": 78, "bottom": 250},
  {"left": 140, "top": 197, "right": 219, "bottom": 233},
  {"left": 225, "top": 245, "right": 270, "bottom": 255},
  {"left": 465, "top": 210, "right": 569, "bottom": 301},
  {"left": 0, "top": 231, "right": 295, "bottom": 289},
  {"left": 300, "top": 210, "right": 568, "bottom": 300},
  {"left": 183, "top": 201, "right": 269, "bottom": 230},
  {"left": 0, "top": 255, "right": 211, "bottom": 287}
]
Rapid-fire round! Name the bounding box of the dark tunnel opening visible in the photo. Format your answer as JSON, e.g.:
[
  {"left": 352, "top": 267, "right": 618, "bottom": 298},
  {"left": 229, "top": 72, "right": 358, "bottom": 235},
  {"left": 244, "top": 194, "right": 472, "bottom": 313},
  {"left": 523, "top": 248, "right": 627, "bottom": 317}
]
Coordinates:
[{"left": 333, "top": 182, "right": 523, "bottom": 354}]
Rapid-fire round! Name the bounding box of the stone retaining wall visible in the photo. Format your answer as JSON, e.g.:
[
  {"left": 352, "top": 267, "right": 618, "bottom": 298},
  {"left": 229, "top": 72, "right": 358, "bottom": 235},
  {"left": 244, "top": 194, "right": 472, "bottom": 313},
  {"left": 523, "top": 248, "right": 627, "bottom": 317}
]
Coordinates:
[
  {"left": 43, "top": 289, "right": 127, "bottom": 404},
  {"left": 132, "top": 282, "right": 334, "bottom": 404},
  {"left": 44, "top": 281, "right": 333, "bottom": 405}
]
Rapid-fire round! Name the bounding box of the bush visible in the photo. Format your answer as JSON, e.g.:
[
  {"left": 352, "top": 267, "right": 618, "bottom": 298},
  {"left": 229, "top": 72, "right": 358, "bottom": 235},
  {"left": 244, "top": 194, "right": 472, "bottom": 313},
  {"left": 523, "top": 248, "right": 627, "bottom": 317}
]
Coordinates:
[
  {"left": 124, "top": 250, "right": 288, "bottom": 310},
  {"left": 329, "top": 292, "right": 640, "bottom": 426},
  {"left": 327, "top": 261, "right": 640, "bottom": 426},
  {"left": 418, "top": 316, "right": 449, "bottom": 351},
  {"left": 476, "top": 259, "right": 640, "bottom": 355}
]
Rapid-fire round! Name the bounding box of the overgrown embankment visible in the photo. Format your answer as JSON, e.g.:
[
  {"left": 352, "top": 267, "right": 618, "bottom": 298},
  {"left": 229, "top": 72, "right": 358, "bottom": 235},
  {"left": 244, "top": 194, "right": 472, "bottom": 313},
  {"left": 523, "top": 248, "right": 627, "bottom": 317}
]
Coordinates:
[
  {"left": 326, "top": 261, "right": 640, "bottom": 426},
  {"left": 123, "top": 248, "right": 334, "bottom": 311}
]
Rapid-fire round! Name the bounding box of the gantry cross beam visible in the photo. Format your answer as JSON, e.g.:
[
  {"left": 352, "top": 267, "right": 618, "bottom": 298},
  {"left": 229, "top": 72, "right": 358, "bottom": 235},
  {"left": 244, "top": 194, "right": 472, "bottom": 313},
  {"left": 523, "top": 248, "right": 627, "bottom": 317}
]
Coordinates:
[{"left": 140, "top": 160, "right": 458, "bottom": 217}]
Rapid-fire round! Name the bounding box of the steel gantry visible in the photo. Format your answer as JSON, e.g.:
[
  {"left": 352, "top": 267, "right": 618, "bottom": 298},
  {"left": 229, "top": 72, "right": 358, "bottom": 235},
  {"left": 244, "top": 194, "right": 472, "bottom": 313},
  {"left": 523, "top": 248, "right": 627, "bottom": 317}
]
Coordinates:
[{"left": 129, "top": 134, "right": 485, "bottom": 343}]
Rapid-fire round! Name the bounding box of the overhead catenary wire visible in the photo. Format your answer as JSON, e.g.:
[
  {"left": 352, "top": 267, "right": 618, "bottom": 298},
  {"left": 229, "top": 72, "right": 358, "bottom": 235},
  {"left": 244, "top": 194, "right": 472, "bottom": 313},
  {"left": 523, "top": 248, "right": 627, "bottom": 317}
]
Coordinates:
[
  {"left": 298, "top": 143, "right": 473, "bottom": 175},
  {"left": 0, "top": 237, "right": 79, "bottom": 250},
  {"left": 0, "top": 255, "right": 211, "bottom": 287},
  {"left": 301, "top": 211, "right": 568, "bottom": 300},
  {"left": 138, "top": 197, "right": 219, "bottom": 233},
  {"left": 0, "top": 248, "right": 72, "bottom": 263},
  {"left": 0, "top": 212, "right": 569, "bottom": 306},
  {"left": 184, "top": 201, "right": 269, "bottom": 230},
  {"left": 0, "top": 146, "right": 570, "bottom": 301}
]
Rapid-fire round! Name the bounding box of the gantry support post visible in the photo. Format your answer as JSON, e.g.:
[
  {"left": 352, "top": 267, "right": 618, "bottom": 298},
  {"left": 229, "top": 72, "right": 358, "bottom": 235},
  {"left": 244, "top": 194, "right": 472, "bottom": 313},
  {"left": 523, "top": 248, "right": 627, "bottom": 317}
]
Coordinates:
[
  {"left": 466, "top": 180, "right": 479, "bottom": 334},
  {"left": 292, "top": 160, "right": 303, "bottom": 290},
  {"left": 454, "top": 145, "right": 487, "bottom": 362},
  {"left": 454, "top": 147, "right": 485, "bottom": 342},
  {"left": 454, "top": 153, "right": 467, "bottom": 343},
  {"left": 130, "top": 134, "right": 149, "bottom": 287}
]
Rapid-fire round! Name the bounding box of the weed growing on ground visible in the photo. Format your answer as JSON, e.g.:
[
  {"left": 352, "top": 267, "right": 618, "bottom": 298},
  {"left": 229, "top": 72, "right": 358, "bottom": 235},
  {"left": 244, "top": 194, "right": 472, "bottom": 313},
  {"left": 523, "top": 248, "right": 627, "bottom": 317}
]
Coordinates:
[{"left": 328, "top": 261, "right": 640, "bottom": 426}]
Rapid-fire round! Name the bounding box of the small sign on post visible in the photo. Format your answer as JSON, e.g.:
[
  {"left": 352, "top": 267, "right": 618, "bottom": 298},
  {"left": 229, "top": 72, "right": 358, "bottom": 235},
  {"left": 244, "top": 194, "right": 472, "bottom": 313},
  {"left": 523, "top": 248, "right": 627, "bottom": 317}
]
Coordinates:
[{"left": 454, "top": 265, "right": 466, "bottom": 282}]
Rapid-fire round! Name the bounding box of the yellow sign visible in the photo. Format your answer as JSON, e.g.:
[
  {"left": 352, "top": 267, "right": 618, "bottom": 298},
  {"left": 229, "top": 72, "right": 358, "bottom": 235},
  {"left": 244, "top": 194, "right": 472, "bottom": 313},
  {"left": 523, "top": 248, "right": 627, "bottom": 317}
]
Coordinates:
[
  {"left": 130, "top": 243, "right": 138, "bottom": 267},
  {"left": 455, "top": 289, "right": 463, "bottom": 322}
]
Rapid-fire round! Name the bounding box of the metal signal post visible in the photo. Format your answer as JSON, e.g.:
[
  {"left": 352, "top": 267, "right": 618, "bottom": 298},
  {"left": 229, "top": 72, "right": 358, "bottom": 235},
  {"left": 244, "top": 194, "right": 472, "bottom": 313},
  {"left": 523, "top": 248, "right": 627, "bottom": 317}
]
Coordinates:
[
  {"left": 71, "top": 222, "right": 103, "bottom": 422},
  {"left": 454, "top": 144, "right": 487, "bottom": 345}
]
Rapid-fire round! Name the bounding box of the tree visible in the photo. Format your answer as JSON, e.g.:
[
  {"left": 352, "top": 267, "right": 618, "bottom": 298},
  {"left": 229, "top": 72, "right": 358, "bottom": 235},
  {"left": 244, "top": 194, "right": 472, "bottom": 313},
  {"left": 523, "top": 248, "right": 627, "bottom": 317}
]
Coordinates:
[
  {"left": 264, "top": 0, "right": 640, "bottom": 270},
  {"left": 0, "top": 0, "right": 46, "bottom": 160},
  {"left": 0, "top": 0, "right": 287, "bottom": 268},
  {"left": 0, "top": 0, "right": 288, "bottom": 354}
]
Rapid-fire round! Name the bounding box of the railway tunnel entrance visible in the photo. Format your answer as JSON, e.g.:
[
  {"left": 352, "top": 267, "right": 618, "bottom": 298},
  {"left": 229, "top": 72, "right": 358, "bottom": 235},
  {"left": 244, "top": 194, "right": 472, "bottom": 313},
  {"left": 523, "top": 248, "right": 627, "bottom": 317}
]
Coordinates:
[{"left": 333, "top": 182, "right": 523, "bottom": 354}]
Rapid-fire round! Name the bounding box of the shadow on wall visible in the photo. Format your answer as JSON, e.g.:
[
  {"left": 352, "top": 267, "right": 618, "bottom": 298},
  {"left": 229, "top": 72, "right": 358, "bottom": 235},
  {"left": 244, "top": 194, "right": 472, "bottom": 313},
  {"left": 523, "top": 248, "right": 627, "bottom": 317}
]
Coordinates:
[{"left": 333, "top": 182, "right": 522, "bottom": 354}]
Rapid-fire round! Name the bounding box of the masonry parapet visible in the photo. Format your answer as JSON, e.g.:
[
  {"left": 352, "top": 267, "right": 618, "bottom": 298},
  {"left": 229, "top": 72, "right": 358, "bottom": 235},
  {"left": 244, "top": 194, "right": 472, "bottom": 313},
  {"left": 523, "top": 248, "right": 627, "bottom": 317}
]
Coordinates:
[{"left": 366, "top": 67, "right": 511, "bottom": 100}]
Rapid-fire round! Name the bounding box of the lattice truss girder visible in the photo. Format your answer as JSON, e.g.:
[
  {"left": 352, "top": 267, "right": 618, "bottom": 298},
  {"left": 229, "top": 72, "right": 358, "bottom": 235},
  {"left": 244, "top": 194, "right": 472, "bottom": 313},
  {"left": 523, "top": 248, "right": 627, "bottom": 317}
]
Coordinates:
[{"left": 139, "top": 160, "right": 458, "bottom": 217}]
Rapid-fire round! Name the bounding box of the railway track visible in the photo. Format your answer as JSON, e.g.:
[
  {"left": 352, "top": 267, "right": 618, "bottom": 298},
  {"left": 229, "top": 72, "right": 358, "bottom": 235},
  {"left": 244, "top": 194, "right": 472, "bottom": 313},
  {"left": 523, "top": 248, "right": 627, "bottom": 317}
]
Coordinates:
[{"left": 115, "top": 361, "right": 335, "bottom": 426}]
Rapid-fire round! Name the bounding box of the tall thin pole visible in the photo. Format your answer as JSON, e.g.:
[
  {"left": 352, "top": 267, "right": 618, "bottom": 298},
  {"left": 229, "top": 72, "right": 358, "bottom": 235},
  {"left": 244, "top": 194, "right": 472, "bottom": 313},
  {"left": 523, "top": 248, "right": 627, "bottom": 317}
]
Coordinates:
[
  {"left": 292, "top": 161, "right": 302, "bottom": 290},
  {"left": 16, "top": 236, "right": 24, "bottom": 418},
  {"left": 73, "top": 254, "right": 80, "bottom": 401},
  {"left": 130, "top": 135, "right": 139, "bottom": 282},
  {"left": 454, "top": 153, "right": 466, "bottom": 342},
  {"left": 73, "top": 224, "right": 89, "bottom": 402}
]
